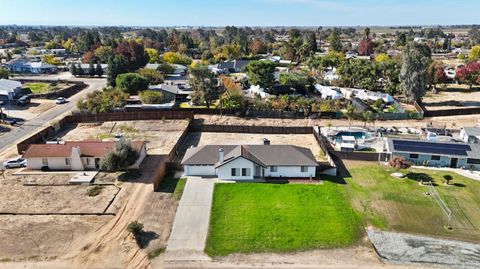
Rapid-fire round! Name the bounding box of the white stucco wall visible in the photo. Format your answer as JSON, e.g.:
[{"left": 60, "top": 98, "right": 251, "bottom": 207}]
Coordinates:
[
  {"left": 217, "top": 157, "right": 255, "bottom": 180},
  {"left": 264, "top": 166, "right": 316, "bottom": 178},
  {"left": 26, "top": 157, "right": 71, "bottom": 170}
]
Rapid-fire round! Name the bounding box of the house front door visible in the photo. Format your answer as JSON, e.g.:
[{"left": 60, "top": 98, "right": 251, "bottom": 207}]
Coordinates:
[
  {"left": 95, "top": 158, "right": 101, "bottom": 169},
  {"left": 254, "top": 165, "right": 262, "bottom": 178},
  {"left": 450, "top": 158, "right": 458, "bottom": 168}
]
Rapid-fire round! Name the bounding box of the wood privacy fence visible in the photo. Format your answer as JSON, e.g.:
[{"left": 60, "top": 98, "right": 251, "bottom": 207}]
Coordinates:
[
  {"left": 66, "top": 110, "right": 194, "bottom": 123},
  {"left": 189, "top": 124, "right": 313, "bottom": 134}
]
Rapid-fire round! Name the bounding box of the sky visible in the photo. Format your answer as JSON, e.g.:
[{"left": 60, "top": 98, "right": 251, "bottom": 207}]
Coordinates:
[{"left": 0, "top": 0, "right": 478, "bottom": 27}]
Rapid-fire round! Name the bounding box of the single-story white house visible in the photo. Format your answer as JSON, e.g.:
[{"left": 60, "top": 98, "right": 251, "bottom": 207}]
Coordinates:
[
  {"left": 246, "top": 85, "right": 272, "bottom": 99},
  {"left": 460, "top": 127, "right": 480, "bottom": 144},
  {"left": 23, "top": 141, "right": 147, "bottom": 171},
  {"left": 0, "top": 79, "right": 22, "bottom": 101},
  {"left": 181, "top": 142, "right": 318, "bottom": 180},
  {"left": 145, "top": 63, "right": 187, "bottom": 76},
  {"left": 314, "top": 84, "right": 344, "bottom": 100},
  {"left": 344, "top": 88, "right": 394, "bottom": 103},
  {"left": 6, "top": 59, "right": 57, "bottom": 74}
]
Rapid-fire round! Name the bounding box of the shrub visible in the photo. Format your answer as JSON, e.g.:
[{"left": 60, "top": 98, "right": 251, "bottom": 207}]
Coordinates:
[
  {"left": 77, "top": 89, "right": 129, "bottom": 113},
  {"left": 127, "top": 221, "right": 144, "bottom": 236},
  {"left": 115, "top": 73, "right": 149, "bottom": 95},
  {"left": 139, "top": 90, "right": 165, "bottom": 104},
  {"left": 443, "top": 174, "right": 453, "bottom": 185},
  {"left": 389, "top": 156, "right": 412, "bottom": 169},
  {"left": 162, "top": 52, "right": 192, "bottom": 65},
  {"left": 100, "top": 139, "right": 139, "bottom": 172},
  {"left": 87, "top": 185, "right": 103, "bottom": 197},
  {"left": 156, "top": 63, "right": 176, "bottom": 74}
]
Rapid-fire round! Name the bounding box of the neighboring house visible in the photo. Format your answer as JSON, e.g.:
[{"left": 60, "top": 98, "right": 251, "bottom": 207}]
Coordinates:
[
  {"left": 182, "top": 142, "right": 318, "bottom": 180},
  {"left": 345, "top": 88, "right": 394, "bottom": 103},
  {"left": 0, "top": 79, "right": 22, "bottom": 101},
  {"left": 351, "top": 97, "right": 376, "bottom": 113},
  {"left": 213, "top": 59, "right": 250, "bottom": 74},
  {"left": 315, "top": 84, "right": 344, "bottom": 100},
  {"left": 78, "top": 63, "right": 109, "bottom": 74},
  {"left": 6, "top": 59, "right": 57, "bottom": 74},
  {"left": 386, "top": 138, "right": 480, "bottom": 170},
  {"left": 149, "top": 83, "right": 192, "bottom": 102},
  {"left": 246, "top": 85, "right": 272, "bottom": 99},
  {"left": 23, "top": 141, "right": 147, "bottom": 171},
  {"left": 145, "top": 63, "right": 187, "bottom": 76},
  {"left": 323, "top": 67, "right": 340, "bottom": 82},
  {"left": 460, "top": 127, "right": 480, "bottom": 144}
]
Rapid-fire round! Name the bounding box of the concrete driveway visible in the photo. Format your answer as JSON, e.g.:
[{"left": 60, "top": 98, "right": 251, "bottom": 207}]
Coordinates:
[{"left": 165, "top": 177, "right": 216, "bottom": 261}]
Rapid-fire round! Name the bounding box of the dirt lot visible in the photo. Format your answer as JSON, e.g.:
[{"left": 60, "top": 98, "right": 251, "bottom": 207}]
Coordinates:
[
  {"left": 59, "top": 119, "right": 189, "bottom": 155},
  {"left": 182, "top": 132, "right": 326, "bottom": 161},
  {"left": 196, "top": 114, "right": 480, "bottom": 130},
  {"left": 0, "top": 120, "right": 190, "bottom": 268},
  {"left": 423, "top": 85, "right": 480, "bottom": 111}
]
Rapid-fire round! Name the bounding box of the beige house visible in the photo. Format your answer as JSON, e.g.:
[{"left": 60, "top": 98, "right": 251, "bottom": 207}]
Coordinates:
[{"left": 23, "top": 141, "right": 147, "bottom": 171}]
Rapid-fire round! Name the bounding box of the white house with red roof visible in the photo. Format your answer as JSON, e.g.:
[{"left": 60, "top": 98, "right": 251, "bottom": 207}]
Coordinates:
[{"left": 22, "top": 141, "right": 147, "bottom": 171}]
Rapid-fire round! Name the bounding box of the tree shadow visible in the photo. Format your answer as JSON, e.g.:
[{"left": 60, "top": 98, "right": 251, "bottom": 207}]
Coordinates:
[
  {"left": 136, "top": 231, "right": 159, "bottom": 249},
  {"left": 451, "top": 183, "right": 466, "bottom": 188},
  {"left": 118, "top": 170, "right": 143, "bottom": 182},
  {"left": 405, "top": 172, "right": 434, "bottom": 184}
]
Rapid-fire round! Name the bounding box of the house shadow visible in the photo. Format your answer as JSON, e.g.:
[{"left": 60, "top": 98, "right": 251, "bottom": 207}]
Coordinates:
[
  {"left": 322, "top": 175, "right": 347, "bottom": 185},
  {"left": 118, "top": 170, "right": 143, "bottom": 182},
  {"left": 157, "top": 172, "right": 182, "bottom": 193},
  {"left": 136, "top": 231, "right": 159, "bottom": 249}
]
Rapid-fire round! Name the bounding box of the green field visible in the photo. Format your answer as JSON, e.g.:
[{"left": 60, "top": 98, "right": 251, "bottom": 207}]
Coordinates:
[
  {"left": 24, "top": 82, "right": 60, "bottom": 94},
  {"left": 343, "top": 161, "right": 480, "bottom": 242},
  {"left": 206, "top": 183, "right": 363, "bottom": 256}
]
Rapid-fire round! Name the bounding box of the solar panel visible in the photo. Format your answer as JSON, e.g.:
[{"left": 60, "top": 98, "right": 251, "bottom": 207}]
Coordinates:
[{"left": 392, "top": 140, "right": 471, "bottom": 156}]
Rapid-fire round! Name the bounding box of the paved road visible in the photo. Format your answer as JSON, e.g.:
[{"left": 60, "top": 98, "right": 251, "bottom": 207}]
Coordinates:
[
  {"left": 165, "top": 177, "right": 216, "bottom": 261},
  {"left": 0, "top": 76, "right": 106, "bottom": 155}
]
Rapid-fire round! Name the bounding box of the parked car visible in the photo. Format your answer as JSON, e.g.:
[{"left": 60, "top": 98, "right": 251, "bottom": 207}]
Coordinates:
[
  {"left": 17, "top": 95, "right": 31, "bottom": 106},
  {"left": 56, "top": 97, "right": 66, "bottom": 104},
  {"left": 2, "top": 158, "right": 26, "bottom": 169},
  {"left": 2, "top": 118, "right": 17, "bottom": 126}
]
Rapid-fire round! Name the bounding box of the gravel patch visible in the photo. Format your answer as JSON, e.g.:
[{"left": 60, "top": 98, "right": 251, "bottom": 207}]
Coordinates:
[{"left": 367, "top": 229, "right": 480, "bottom": 269}]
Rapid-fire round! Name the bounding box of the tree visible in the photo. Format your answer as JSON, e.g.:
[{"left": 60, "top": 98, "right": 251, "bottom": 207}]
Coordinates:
[
  {"left": 77, "top": 89, "right": 129, "bottom": 113},
  {"left": 137, "top": 68, "right": 164, "bottom": 85},
  {"left": 93, "top": 46, "right": 114, "bottom": 63},
  {"left": 145, "top": 48, "right": 161, "bottom": 63},
  {"left": 469, "top": 45, "right": 480, "bottom": 61},
  {"left": 156, "top": 63, "right": 176, "bottom": 74},
  {"left": 76, "top": 63, "right": 85, "bottom": 77},
  {"left": 399, "top": 42, "right": 431, "bottom": 101},
  {"left": 455, "top": 61, "right": 480, "bottom": 89},
  {"left": 389, "top": 156, "right": 412, "bottom": 169},
  {"left": 139, "top": 90, "right": 165, "bottom": 104},
  {"left": 107, "top": 55, "right": 127, "bottom": 87},
  {"left": 344, "top": 105, "right": 355, "bottom": 128},
  {"left": 219, "top": 76, "right": 244, "bottom": 109},
  {"left": 375, "top": 53, "right": 390, "bottom": 63},
  {"left": 100, "top": 139, "right": 139, "bottom": 172},
  {"left": 42, "top": 55, "right": 60, "bottom": 65},
  {"left": 468, "top": 27, "right": 480, "bottom": 45},
  {"left": 395, "top": 32, "right": 407, "bottom": 47},
  {"left": 116, "top": 73, "right": 149, "bottom": 95},
  {"left": 245, "top": 61, "right": 276, "bottom": 89},
  {"left": 88, "top": 61, "right": 96, "bottom": 77},
  {"left": 116, "top": 41, "right": 149, "bottom": 71},
  {"left": 443, "top": 174, "right": 453, "bottom": 185},
  {"left": 95, "top": 62, "right": 104, "bottom": 77},
  {"left": 162, "top": 52, "right": 192, "bottom": 65},
  {"left": 362, "top": 110, "right": 373, "bottom": 128},
  {"left": 328, "top": 28, "right": 342, "bottom": 52},
  {"left": 250, "top": 38, "right": 266, "bottom": 55},
  {"left": 69, "top": 63, "right": 77, "bottom": 76},
  {"left": 358, "top": 27, "right": 373, "bottom": 56},
  {"left": 0, "top": 68, "right": 9, "bottom": 79},
  {"left": 189, "top": 65, "right": 217, "bottom": 108}
]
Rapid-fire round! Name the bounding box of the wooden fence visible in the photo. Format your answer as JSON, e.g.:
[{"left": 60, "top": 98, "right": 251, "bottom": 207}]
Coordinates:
[
  {"left": 189, "top": 124, "right": 313, "bottom": 134},
  {"left": 66, "top": 110, "right": 194, "bottom": 124}
]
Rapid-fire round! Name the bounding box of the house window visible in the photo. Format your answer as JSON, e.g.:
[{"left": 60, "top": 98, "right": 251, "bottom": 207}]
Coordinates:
[
  {"left": 231, "top": 168, "right": 237, "bottom": 176},
  {"left": 242, "top": 168, "right": 251, "bottom": 176},
  {"left": 301, "top": 166, "right": 308, "bottom": 172},
  {"left": 467, "top": 158, "right": 480, "bottom": 164},
  {"left": 42, "top": 158, "right": 48, "bottom": 166},
  {"left": 65, "top": 158, "right": 71, "bottom": 166},
  {"left": 270, "top": 166, "right": 278, "bottom": 172},
  {"left": 409, "top": 154, "right": 419, "bottom": 159},
  {"left": 431, "top": 155, "right": 441, "bottom": 161}
]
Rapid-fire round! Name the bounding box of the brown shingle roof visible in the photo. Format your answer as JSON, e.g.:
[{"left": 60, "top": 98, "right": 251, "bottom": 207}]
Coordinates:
[
  {"left": 23, "top": 141, "right": 145, "bottom": 158},
  {"left": 182, "top": 145, "right": 318, "bottom": 167}
]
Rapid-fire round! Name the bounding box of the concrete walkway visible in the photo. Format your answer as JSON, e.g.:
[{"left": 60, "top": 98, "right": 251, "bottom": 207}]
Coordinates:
[{"left": 164, "top": 177, "right": 216, "bottom": 261}]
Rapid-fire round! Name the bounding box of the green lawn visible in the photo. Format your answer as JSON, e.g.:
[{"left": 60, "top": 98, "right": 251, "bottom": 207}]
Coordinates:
[
  {"left": 343, "top": 161, "right": 480, "bottom": 242},
  {"left": 24, "top": 82, "right": 60, "bottom": 94},
  {"left": 205, "top": 183, "right": 362, "bottom": 256},
  {"left": 158, "top": 172, "right": 187, "bottom": 200}
]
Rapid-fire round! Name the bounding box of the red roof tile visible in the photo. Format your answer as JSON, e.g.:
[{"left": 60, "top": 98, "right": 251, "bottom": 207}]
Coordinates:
[{"left": 23, "top": 141, "right": 145, "bottom": 158}]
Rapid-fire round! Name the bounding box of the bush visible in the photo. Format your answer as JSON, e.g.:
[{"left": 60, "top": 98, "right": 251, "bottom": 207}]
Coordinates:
[
  {"left": 162, "top": 52, "right": 192, "bottom": 65},
  {"left": 127, "top": 221, "right": 144, "bottom": 236},
  {"left": 139, "top": 90, "right": 165, "bottom": 104},
  {"left": 100, "top": 139, "right": 139, "bottom": 172},
  {"left": 77, "top": 89, "right": 129, "bottom": 113},
  {"left": 115, "top": 73, "right": 149, "bottom": 95},
  {"left": 87, "top": 185, "right": 104, "bottom": 197},
  {"left": 443, "top": 174, "right": 453, "bottom": 185},
  {"left": 156, "top": 63, "right": 176, "bottom": 74},
  {"left": 388, "top": 156, "right": 412, "bottom": 169}
]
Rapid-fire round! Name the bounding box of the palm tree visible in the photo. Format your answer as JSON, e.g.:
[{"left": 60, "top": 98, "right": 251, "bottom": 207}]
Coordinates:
[
  {"left": 362, "top": 110, "right": 373, "bottom": 128},
  {"left": 344, "top": 105, "right": 355, "bottom": 128}
]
